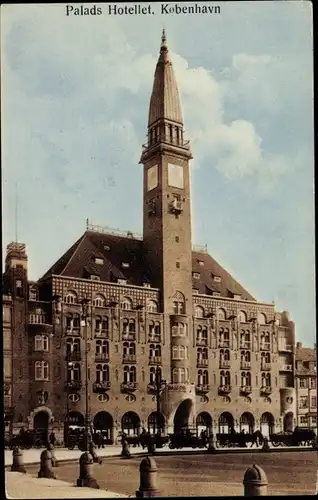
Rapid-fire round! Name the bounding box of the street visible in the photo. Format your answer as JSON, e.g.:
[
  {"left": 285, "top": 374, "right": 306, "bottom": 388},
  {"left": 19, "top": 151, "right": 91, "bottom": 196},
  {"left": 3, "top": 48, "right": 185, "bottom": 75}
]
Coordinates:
[{"left": 25, "top": 450, "right": 317, "bottom": 496}]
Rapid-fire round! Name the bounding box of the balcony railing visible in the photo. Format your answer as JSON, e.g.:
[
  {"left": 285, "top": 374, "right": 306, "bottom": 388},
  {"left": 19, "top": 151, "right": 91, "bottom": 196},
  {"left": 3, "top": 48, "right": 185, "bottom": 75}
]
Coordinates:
[
  {"left": 122, "top": 332, "right": 136, "bottom": 341},
  {"left": 219, "top": 360, "right": 231, "bottom": 369},
  {"left": 195, "top": 384, "right": 210, "bottom": 394},
  {"left": 219, "top": 340, "right": 230, "bottom": 348},
  {"left": 121, "top": 382, "right": 138, "bottom": 392},
  {"left": 94, "top": 329, "right": 109, "bottom": 339},
  {"left": 261, "top": 363, "right": 271, "bottom": 371},
  {"left": 197, "top": 359, "right": 208, "bottom": 368},
  {"left": 65, "top": 327, "right": 80, "bottom": 336},
  {"left": 240, "top": 342, "right": 251, "bottom": 349},
  {"left": 260, "top": 386, "right": 272, "bottom": 395},
  {"left": 240, "top": 385, "right": 252, "bottom": 394},
  {"left": 240, "top": 361, "right": 251, "bottom": 370},
  {"left": 66, "top": 380, "right": 82, "bottom": 390},
  {"left": 280, "top": 364, "right": 293, "bottom": 371},
  {"left": 148, "top": 356, "right": 162, "bottom": 365},
  {"left": 122, "top": 354, "right": 136, "bottom": 363},
  {"left": 148, "top": 335, "right": 161, "bottom": 343},
  {"left": 218, "top": 385, "right": 231, "bottom": 394},
  {"left": 95, "top": 353, "right": 109, "bottom": 362},
  {"left": 66, "top": 351, "right": 81, "bottom": 362},
  {"left": 93, "top": 381, "right": 110, "bottom": 393},
  {"left": 196, "top": 337, "right": 208, "bottom": 347},
  {"left": 260, "top": 343, "right": 271, "bottom": 351}
]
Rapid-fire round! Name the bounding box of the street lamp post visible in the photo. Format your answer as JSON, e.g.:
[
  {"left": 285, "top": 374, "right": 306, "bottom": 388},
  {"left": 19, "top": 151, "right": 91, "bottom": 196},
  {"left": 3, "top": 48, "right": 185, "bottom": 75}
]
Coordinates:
[
  {"left": 155, "top": 366, "right": 166, "bottom": 434},
  {"left": 81, "top": 298, "right": 91, "bottom": 451}
]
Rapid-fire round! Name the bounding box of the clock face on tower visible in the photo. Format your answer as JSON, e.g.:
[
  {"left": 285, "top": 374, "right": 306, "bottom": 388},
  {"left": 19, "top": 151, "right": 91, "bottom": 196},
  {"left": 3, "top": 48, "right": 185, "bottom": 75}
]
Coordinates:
[
  {"left": 147, "top": 165, "right": 158, "bottom": 191},
  {"left": 168, "top": 163, "right": 184, "bottom": 189}
]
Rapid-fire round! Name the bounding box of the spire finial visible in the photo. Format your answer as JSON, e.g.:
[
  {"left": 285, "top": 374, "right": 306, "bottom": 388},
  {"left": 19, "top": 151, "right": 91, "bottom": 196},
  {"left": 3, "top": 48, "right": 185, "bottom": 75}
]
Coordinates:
[{"left": 161, "top": 28, "right": 167, "bottom": 51}]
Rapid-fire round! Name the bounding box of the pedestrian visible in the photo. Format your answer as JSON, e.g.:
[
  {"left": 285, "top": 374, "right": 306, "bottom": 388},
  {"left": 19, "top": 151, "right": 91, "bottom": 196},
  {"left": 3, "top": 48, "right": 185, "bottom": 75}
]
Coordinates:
[{"left": 49, "top": 430, "right": 56, "bottom": 447}]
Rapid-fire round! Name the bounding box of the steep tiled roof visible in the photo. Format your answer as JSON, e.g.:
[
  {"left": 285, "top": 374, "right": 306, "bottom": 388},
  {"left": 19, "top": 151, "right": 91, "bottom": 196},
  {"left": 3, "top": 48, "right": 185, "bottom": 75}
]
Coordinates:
[
  {"left": 39, "top": 231, "right": 255, "bottom": 301},
  {"left": 296, "top": 346, "right": 316, "bottom": 362}
]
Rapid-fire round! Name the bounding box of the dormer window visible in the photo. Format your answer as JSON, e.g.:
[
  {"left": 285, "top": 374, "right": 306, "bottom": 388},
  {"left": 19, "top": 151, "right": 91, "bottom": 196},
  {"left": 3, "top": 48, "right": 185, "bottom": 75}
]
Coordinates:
[
  {"left": 213, "top": 291, "right": 221, "bottom": 297},
  {"left": 233, "top": 294, "right": 241, "bottom": 300},
  {"left": 122, "top": 262, "right": 130, "bottom": 269},
  {"left": 193, "top": 272, "right": 200, "bottom": 279},
  {"left": 90, "top": 275, "right": 100, "bottom": 281},
  {"left": 95, "top": 257, "right": 104, "bottom": 265},
  {"left": 104, "top": 245, "right": 110, "bottom": 251},
  {"left": 197, "top": 260, "right": 204, "bottom": 267},
  {"left": 143, "top": 283, "right": 151, "bottom": 288},
  {"left": 213, "top": 276, "right": 221, "bottom": 283}
]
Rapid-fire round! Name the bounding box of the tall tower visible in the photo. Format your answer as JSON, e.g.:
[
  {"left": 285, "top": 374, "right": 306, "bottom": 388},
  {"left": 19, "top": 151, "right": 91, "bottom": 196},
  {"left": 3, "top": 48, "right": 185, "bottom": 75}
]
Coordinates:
[{"left": 141, "top": 31, "right": 195, "bottom": 432}]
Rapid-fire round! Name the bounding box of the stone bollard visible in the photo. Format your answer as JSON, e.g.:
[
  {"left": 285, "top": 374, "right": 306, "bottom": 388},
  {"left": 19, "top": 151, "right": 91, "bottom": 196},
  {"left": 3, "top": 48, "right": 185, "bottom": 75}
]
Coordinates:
[
  {"left": 38, "top": 449, "right": 56, "bottom": 479},
  {"left": 76, "top": 452, "right": 99, "bottom": 489},
  {"left": 11, "top": 447, "right": 26, "bottom": 474},
  {"left": 89, "top": 441, "right": 102, "bottom": 465},
  {"left": 243, "top": 464, "right": 268, "bottom": 496},
  {"left": 262, "top": 437, "right": 270, "bottom": 452},
  {"left": 121, "top": 439, "right": 131, "bottom": 459},
  {"left": 47, "top": 443, "right": 58, "bottom": 467},
  {"left": 136, "top": 456, "right": 158, "bottom": 497}
]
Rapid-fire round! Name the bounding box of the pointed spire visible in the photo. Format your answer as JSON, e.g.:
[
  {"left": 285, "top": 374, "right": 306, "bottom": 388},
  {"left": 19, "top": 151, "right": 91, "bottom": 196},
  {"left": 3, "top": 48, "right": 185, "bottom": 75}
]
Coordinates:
[{"left": 147, "top": 30, "right": 183, "bottom": 127}]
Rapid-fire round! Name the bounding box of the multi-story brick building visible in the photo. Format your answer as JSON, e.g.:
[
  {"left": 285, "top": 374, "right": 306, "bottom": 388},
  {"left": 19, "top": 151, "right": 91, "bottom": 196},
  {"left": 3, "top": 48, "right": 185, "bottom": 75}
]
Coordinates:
[
  {"left": 3, "top": 31, "right": 313, "bottom": 443},
  {"left": 295, "top": 342, "right": 317, "bottom": 432}
]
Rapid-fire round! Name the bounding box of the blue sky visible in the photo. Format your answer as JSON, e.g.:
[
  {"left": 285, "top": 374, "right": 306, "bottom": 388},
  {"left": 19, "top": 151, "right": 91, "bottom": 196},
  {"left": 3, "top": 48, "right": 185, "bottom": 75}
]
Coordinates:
[{"left": 1, "top": 2, "right": 315, "bottom": 345}]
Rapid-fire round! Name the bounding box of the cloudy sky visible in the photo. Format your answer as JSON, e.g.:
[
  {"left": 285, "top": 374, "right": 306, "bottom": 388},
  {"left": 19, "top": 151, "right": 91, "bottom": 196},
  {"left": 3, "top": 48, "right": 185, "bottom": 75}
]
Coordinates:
[{"left": 1, "top": 2, "right": 315, "bottom": 345}]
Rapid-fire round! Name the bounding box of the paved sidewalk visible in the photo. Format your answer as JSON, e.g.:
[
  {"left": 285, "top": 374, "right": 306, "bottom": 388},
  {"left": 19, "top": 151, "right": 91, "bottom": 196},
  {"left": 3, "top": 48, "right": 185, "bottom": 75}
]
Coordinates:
[
  {"left": 5, "top": 471, "right": 130, "bottom": 499},
  {"left": 5, "top": 443, "right": 313, "bottom": 467}
]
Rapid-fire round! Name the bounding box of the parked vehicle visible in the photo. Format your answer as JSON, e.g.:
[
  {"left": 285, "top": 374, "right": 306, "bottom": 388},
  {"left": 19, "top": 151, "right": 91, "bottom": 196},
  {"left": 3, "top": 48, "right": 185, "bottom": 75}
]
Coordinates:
[
  {"left": 270, "top": 427, "right": 316, "bottom": 447},
  {"left": 168, "top": 428, "right": 206, "bottom": 449}
]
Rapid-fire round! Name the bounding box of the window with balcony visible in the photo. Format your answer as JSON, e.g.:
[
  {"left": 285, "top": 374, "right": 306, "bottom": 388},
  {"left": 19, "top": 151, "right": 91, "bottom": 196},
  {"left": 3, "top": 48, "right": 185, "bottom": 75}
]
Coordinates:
[
  {"left": 149, "top": 366, "right": 161, "bottom": 385},
  {"left": 220, "top": 370, "right": 231, "bottom": 386},
  {"left": 299, "top": 378, "right": 308, "bottom": 388},
  {"left": 34, "top": 335, "right": 49, "bottom": 352},
  {"left": 219, "top": 328, "right": 230, "bottom": 347},
  {"left": 123, "top": 342, "right": 136, "bottom": 358},
  {"left": 66, "top": 337, "right": 80, "bottom": 355},
  {"left": 95, "top": 315, "right": 109, "bottom": 333},
  {"left": 172, "top": 367, "right": 188, "bottom": 384},
  {"left": 29, "top": 313, "right": 46, "bottom": 324},
  {"left": 241, "top": 371, "right": 252, "bottom": 386},
  {"left": 93, "top": 294, "right": 106, "bottom": 308},
  {"left": 196, "top": 325, "right": 208, "bottom": 345},
  {"left": 261, "top": 372, "right": 271, "bottom": 388},
  {"left": 260, "top": 332, "right": 271, "bottom": 350},
  {"left": 147, "top": 300, "right": 158, "bottom": 313},
  {"left": 35, "top": 361, "right": 49, "bottom": 381},
  {"left": 197, "top": 347, "right": 208, "bottom": 365},
  {"left": 95, "top": 340, "right": 109, "bottom": 359},
  {"left": 64, "top": 291, "right": 77, "bottom": 304},
  {"left": 240, "top": 330, "right": 251, "bottom": 348},
  {"left": 67, "top": 362, "right": 81, "bottom": 382},
  {"left": 149, "top": 344, "right": 161, "bottom": 359},
  {"left": 197, "top": 369, "right": 209, "bottom": 385},
  {"left": 123, "top": 365, "right": 136, "bottom": 383},
  {"left": 148, "top": 321, "right": 161, "bottom": 341},
  {"left": 260, "top": 351, "right": 270, "bottom": 369},
  {"left": 122, "top": 319, "right": 136, "bottom": 339},
  {"left": 195, "top": 305, "right": 205, "bottom": 318},
  {"left": 96, "top": 364, "right": 109, "bottom": 383}
]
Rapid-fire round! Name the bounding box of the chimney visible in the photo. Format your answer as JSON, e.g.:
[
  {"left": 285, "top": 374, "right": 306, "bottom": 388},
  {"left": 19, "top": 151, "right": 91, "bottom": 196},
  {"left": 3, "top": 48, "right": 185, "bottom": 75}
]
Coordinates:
[{"left": 296, "top": 342, "right": 302, "bottom": 349}]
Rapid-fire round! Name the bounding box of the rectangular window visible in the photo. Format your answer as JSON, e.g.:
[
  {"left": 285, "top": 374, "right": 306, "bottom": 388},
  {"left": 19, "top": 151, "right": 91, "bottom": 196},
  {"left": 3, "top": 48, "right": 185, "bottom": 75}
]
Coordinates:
[
  {"left": 299, "top": 378, "right": 307, "bottom": 388},
  {"left": 176, "top": 261, "right": 180, "bottom": 269},
  {"left": 299, "top": 396, "right": 308, "bottom": 408},
  {"left": 300, "top": 416, "right": 308, "bottom": 425},
  {"left": 311, "top": 396, "right": 317, "bottom": 409}
]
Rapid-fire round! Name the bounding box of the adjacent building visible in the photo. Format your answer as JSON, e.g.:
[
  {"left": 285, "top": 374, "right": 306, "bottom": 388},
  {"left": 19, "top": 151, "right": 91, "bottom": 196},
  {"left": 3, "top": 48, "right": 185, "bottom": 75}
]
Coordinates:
[
  {"left": 295, "top": 342, "right": 317, "bottom": 432},
  {"left": 3, "top": 31, "right": 316, "bottom": 443}
]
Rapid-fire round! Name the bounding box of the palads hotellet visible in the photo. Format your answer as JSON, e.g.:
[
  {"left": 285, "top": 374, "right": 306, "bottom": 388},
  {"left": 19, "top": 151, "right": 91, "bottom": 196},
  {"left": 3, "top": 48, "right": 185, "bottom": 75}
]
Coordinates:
[{"left": 3, "top": 31, "right": 298, "bottom": 443}]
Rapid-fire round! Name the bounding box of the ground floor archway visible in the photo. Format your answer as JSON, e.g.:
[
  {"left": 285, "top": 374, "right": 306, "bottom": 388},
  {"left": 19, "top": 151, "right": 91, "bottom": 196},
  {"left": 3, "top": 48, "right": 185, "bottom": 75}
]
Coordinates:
[
  {"left": 122, "top": 411, "right": 140, "bottom": 436},
  {"left": 260, "top": 412, "right": 274, "bottom": 437},
  {"left": 148, "top": 411, "right": 165, "bottom": 434},
  {"left": 240, "top": 412, "right": 255, "bottom": 434},
  {"left": 283, "top": 411, "right": 294, "bottom": 432},
  {"left": 173, "top": 399, "right": 193, "bottom": 434},
  {"left": 93, "top": 411, "right": 113, "bottom": 440},
  {"left": 34, "top": 410, "right": 50, "bottom": 444},
  {"left": 196, "top": 412, "right": 212, "bottom": 435},
  {"left": 218, "top": 412, "right": 234, "bottom": 434}
]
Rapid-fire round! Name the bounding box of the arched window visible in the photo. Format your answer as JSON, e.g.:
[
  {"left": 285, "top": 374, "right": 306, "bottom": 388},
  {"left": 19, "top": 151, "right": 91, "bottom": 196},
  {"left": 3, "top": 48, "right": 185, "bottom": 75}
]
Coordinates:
[
  {"left": 238, "top": 310, "right": 247, "bottom": 323},
  {"left": 195, "top": 305, "right": 205, "bottom": 318},
  {"left": 266, "top": 373, "right": 271, "bottom": 386},
  {"left": 101, "top": 317, "right": 108, "bottom": 331},
  {"left": 96, "top": 364, "right": 109, "bottom": 383},
  {"left": 149, "top": 344, "right": 155, "bottom": 358},
  {"left": 35, "top": 361, "right": 42, "bottom": 380},
  {"left": 129, "top": 342, "right": 136, "bottom": 356},
  {"left": 154, "top": 344, "right": 161, "bottom": 357},
  {"left": 93, "top": 294, "right": 106, "bottom": 308},
  {"left": 42, "top": 335, "right": 49, "bottom": 351},
  {"left": 261, "top": 372, "right": 266, "bottom": 387},
  {"left": 246, "top": 372, "right": 252, "bottom": 386},
  {"left": 172, "top": 346, "right": 179, "bottom": 360},
  {"left": 129, "top": 320, "right": 136, "bottom": 333},
  {"left": 65, "top": 313, "right": 73, "bottom": 330},
  {"left": 34, "top": 335, "right": 43, "bottom": 351},
  {"left": 241, "top": 371, "right": 246, "bottom": 386},
  {"left": 202, "top": 370, "right": 209, "bottom": 385},
  {"left": 124, "top": 366, "right": 130, "bottom": 383},
  {"left": 171, "top": 322, "right": 187, "bottom": 337},
  {"left": 123, "top": 342, "right": 129, "bottom": 357},
  {"left": 224, "top": 349, "right": 230, "bottom": 361},
  {"left": 73, "top": 313, "right": 80, "bottom": 328},
  {"left": 121, "top": 297, "right": 133, "bottom": 310},
  {"left": 130, "top": 366, "right": 136, "bottom": 382},
  {"left": 172, "top": 291, "right": 185, "bottom": 314},
  {"left": 95, "top": 316, "right": 102, "bottom": 332},
  {"left": 197, "top": 369, "right": 203, "bottom": 385},
  {"left": 147, "top": 300, "right": 158, "bottom": 313},
  {"left": 64, "top": 291, "right": 77, "bottom": 304},
  {"left": 265, "top": 352, "right": 270, "bottom": 363},
  {"left": 218, "top": 308, "right": 226, "bottom": 320},
  {"left": 172, "top": 367, "right": 188, "bottom": 383},
  {"left": 258, "top": 312, "right": 267, "bottom": 325},
  {"left": 154, "top": 322, "right": 161, "bottom": 336}
]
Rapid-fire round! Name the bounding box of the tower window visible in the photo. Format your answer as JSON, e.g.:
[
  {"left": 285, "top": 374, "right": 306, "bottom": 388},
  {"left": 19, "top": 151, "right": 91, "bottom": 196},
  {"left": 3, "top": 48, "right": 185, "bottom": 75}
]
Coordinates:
[{"left": 176, "top": 262, "right": 180, "bottom": 269}]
